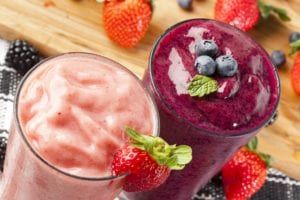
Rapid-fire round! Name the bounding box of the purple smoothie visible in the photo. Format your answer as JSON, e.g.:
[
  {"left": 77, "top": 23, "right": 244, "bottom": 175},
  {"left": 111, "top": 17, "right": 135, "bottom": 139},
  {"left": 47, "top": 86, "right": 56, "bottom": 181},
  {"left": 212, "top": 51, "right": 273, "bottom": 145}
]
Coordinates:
[{"left": 126, "top": 19, "right": 280, "bottom": 200}]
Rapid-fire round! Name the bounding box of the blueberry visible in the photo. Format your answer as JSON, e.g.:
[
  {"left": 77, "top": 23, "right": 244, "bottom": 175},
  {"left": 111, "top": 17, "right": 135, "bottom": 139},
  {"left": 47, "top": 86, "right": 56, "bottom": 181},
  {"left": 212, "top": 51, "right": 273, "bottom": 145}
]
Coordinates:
[
  {"left": 196, "top": 40, "right": 219, "bottom": 57},
  {"left": 177, "top": 0, "right": 193, "bottom": 10},
  {"left": 271, "top": 50, "right": 286, "bottom": 67},
  {"left": 216, "top": 55, "right": 238, "bottom": 77},
  {"left": 289, "top": 32, "right": 300, "bottom": 43},
  {"left": 195, "top": 55, "right": 216, "bottom": 76}
]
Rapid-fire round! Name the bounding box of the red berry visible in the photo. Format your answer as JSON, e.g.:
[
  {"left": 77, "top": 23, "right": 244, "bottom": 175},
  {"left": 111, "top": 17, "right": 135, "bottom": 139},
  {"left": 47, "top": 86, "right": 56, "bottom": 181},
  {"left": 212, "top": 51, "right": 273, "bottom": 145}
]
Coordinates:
[
  {"left": 214, "top": 0, "right": 260, "bottom": 32},
  {"left": 291, "top": 54, "right": 300, "bottom": 95},
  {"left": 103, "top": 0, "right": 152, "bottom": 48},
  {"left": 112, "top": 145, "right": 170, "bottom": 192},
  {"left": 222, "top": 148, "right": 267, "bottom": 200}
]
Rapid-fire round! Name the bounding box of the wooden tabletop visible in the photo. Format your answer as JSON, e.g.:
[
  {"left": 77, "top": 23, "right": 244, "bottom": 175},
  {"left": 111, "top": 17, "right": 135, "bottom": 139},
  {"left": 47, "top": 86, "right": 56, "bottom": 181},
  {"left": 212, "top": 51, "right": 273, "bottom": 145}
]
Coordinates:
[{"left": 0, "top": 0, "right": 300, "bottom": 180}]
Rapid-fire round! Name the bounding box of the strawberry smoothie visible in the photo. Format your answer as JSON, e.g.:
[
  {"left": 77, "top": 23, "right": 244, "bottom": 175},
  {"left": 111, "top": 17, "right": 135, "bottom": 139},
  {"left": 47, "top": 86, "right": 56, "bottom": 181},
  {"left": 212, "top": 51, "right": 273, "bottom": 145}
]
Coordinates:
[
  {"left": 0, "top": 53, "right": 158, "bottom": 200},
  {"left": 127, "top": 19, "right": 280, "bottom": 200}
]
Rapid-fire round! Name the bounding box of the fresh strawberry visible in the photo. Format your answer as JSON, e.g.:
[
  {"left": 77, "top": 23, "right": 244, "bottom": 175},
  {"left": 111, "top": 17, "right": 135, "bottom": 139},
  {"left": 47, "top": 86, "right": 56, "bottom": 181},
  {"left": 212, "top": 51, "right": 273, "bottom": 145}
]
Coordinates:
[
  {"left": 214, "top": 0, "right": 260, "bottom": 31},
  {"left": 222, "top": 137, "right": 270, "bottom": 200},
  {"left": 214, "top": 0, "right": 290, "bottom": 32},
  {"left": 102, "top": 0, "right": 152, "bottom": 48},
  {"left": 112, "top": 127, "right": 192, "bottom": 192},
  {"left": 291, "top": 53, "right": 300, "bottom": 95}
]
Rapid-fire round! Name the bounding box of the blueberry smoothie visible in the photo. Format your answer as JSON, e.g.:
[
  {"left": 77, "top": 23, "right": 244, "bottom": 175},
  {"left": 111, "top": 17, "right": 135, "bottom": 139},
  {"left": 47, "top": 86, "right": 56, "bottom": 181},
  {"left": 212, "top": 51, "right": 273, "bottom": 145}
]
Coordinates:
[{"left": 127, "top": 19, "right": 280, "bottom": 200}]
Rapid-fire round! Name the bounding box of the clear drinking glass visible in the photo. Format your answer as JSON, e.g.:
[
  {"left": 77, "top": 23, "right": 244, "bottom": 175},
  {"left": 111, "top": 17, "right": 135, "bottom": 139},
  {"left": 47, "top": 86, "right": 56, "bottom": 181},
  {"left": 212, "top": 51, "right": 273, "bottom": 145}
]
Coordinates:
[
  {"left": 126, "top": 19, "right": 280, "bottom": 200},
  {"left": 0, "top": 53, "right": 159, "bottom": 200}
]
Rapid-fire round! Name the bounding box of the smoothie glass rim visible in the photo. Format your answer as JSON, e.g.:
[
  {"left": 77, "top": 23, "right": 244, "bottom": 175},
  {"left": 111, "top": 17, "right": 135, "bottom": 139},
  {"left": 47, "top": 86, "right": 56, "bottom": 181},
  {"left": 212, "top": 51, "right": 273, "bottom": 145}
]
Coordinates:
[
  {"left": 148, "top": 18, "right": 280, "bottom": 138},
  {"left": 13, "top": 52, "right": 160, "bottom": 181}
]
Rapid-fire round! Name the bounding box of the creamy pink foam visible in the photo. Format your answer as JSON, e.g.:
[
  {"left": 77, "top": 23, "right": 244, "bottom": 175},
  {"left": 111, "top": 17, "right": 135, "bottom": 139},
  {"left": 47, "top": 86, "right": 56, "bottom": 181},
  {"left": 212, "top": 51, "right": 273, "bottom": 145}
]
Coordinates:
[{"left": 18, "top": 53, "right": 156, "bottom": 178}]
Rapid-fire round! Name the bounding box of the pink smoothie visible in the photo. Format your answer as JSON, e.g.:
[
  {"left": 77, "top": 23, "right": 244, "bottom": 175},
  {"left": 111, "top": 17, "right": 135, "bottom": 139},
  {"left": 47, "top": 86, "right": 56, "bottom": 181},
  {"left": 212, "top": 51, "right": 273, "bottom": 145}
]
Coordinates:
[{"left": 0, "top": 53, "right": 158, "bottom": 200}]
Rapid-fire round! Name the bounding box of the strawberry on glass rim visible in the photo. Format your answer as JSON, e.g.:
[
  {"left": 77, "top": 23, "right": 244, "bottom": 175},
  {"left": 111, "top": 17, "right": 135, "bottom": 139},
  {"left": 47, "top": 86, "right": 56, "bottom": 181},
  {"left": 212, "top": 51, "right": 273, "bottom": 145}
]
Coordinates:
[{"left": 112, "top": 127, "right": 192, "bottom": 192}]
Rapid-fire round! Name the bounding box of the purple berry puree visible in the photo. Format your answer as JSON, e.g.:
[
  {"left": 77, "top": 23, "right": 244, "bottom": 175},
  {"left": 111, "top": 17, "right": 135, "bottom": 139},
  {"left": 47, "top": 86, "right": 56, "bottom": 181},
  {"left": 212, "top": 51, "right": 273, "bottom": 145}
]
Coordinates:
[{"left": 126, "top": 19, "right": 280, "bottom": 200}]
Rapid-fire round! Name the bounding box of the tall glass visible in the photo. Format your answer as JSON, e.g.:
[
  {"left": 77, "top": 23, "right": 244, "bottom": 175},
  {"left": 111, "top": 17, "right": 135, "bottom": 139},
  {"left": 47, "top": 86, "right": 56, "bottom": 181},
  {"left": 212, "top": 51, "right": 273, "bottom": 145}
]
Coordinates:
[
  {"left": 127, "top": 19, "right": 280, "bottom": 200},
  {"left": 0, "top": 53, "right": 159, "bottom": 200}
]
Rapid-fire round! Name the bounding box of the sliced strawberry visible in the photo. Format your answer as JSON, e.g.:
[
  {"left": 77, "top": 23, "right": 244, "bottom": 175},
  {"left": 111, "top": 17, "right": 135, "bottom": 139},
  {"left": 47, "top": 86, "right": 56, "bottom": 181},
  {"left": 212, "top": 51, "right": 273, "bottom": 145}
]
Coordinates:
[{"left": 112, "top": 127, "right": 192, "bottom": 192}]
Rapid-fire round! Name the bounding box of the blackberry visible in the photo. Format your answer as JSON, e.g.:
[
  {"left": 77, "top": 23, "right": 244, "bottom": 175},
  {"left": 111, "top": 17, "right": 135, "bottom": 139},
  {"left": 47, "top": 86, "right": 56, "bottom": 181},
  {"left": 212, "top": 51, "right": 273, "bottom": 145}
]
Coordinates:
[
  {"left": 0, "top": 136, "right": 7, "bottom": 171},
  {"left": 5, "top": 40, "right": 40, "bottom": 75}
]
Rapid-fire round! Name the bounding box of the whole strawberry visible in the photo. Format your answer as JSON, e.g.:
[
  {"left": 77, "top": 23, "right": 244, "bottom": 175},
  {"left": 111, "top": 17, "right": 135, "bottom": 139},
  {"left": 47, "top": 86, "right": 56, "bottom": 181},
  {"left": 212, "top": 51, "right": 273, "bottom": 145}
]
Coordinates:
[
  {"left": 215, "top": 0, "right": 260, "bottom": 32},
  {"left": 103, "top": 0, "right": 152, "bottom": 48},
  {"left": 112, "top": 127, "right": 192, "bottom": 192},
  {"left": 214, "top": 0, "right": 290, "bottom": 32},
  {"left": 222, "top": 137, "right": 270, "bottom": 200},
  {"left": 291, "top": 53, "right": 300, "bottom": 95}
]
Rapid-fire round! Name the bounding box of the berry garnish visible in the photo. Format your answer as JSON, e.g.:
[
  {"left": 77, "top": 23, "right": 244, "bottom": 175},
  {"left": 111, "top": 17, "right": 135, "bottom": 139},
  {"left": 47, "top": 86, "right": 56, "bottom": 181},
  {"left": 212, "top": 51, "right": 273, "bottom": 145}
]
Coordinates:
[
  {"left": 5, "top": 40, "right": 40, "bottom": 75},
  {"left": 0, "top": 136, "right": 7, "bottom": 171},
  {"left": 102, "top": 0, "right": 152, "bottom": 48},
  {"left": 187, "top": 75, "right": 218, "bottom": 98},
  {"left": 222, "top": 137, "right": 270, "bottom": 200},
  {"left": 289, "top": 32, "right": 300, "bottom": 44},
  {"left": 271, "top": 50, "right": 286, "bottom": 67},
  {"left": 216, "top": 55, "right": 238, "bottom": 77},
  {"left": 112, "top": 127, "right": 192, "bottom": 192},
  {"left": 291, "top": 53, "right": 300, "bottom": 95},
  {"left": 196, "top": 40, "right": 219, "bottom": 57},
  {"left": 195, "top": 55, "right": 217, "bottom": 76},
  {"left": 214, "top": 0, "right": 290, "bottom": 32},
  {"left": 177, "top": 0, "right": 193, "bottom": 11}
]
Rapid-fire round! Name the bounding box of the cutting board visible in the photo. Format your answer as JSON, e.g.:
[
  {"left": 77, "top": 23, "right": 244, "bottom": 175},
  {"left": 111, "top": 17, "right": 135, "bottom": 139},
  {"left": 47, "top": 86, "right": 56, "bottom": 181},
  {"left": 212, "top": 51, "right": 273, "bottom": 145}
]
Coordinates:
[{"left": 0, "top": 0, "right": 300, "bottom": 180}]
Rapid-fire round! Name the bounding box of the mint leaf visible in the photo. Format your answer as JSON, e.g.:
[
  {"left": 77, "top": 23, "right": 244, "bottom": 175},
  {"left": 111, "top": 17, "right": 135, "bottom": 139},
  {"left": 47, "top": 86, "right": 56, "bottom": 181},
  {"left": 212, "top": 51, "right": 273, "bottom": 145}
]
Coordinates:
[
  {"left": 259, "top": 1, "right": 291, "bottom": 21},
  {"left": 246, "top": 136, "right": 258, "bottom": 151},
  {"left": 187, "top": 75, "right": 218, "bottom": 98},
  {"left": 289, "top": 40, "right": 300, "bottom": 56}
]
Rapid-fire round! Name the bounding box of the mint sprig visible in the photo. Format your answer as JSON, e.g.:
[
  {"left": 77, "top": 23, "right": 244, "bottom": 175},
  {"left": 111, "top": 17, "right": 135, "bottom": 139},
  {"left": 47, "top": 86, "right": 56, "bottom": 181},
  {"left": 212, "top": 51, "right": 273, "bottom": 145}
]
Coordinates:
[
  {"left": 246, "top": 136, "right": 272, "bottom": 167},
  {"left": 125, "top": 127, "right": 192, "bottom": 170},
  {"left": 187, "top": 75, "right": 218, "bottom": 98},
  {"left": 259, "top": 1, "right": 291, "bottom": 21}
]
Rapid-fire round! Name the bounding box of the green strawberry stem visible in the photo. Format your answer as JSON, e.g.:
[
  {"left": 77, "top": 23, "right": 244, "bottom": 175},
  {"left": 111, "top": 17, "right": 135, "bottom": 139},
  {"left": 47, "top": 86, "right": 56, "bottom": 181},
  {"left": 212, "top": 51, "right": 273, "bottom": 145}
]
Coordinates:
[
  {"left": 258, "top": 1, "right": 291, "bottom": 22},
  {"left": 125, "top": 127, "right": 192, "bottom": 170},
  {"left": 289, "top": 40, "right": 300, "bottom": 56},
  {"left": 246, "top": 136, "right": 272, "bottom": 167}
]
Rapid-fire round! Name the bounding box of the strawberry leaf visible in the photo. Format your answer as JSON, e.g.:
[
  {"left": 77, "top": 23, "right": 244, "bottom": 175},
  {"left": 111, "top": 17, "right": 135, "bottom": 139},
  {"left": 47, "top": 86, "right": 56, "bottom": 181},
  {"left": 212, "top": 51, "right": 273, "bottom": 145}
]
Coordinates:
[
  {"left": 187, "top": 75, "right": 218, "bottom": 98},
  {"left": 258, "top": 1, "right": 291, "bottom": 22},
  {"left": 289, "top": 40, "right": 300, "bottom": 56},
  {"left": 246, "top": 136, "right": 258, "bottom": 151},
  {"left": 258, "top": 152, "right": 272, "bottom": 168},
  {"left": 125, "top": 127, "right": 192, "bottom": 170}
]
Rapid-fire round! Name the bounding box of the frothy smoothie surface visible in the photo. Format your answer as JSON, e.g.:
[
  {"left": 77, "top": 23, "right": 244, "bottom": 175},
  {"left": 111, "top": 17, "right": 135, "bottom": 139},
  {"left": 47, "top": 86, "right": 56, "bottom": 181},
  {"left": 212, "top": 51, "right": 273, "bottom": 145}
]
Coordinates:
[
  {"left": 18, "top": 53, "right": 156, "bottom": 178},
  {"left": 152, "top": 19, "right": 279, "bottom": 134}
]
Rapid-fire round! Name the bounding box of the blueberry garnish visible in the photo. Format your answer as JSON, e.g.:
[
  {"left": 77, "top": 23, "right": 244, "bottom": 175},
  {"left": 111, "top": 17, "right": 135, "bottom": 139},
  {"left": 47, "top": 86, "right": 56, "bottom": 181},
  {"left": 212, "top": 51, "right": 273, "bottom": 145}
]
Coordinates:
[
  {"left": 216, "top": 55, "right": 238, "bottom": 77},
  {"left": 177, "top": 0, "right": 193, "bottom": 10},
  {"left": 289, "top": 32, "right": 300, "bottom": 43},
  {"left": 195, "top": 55, "right": 217, "bottom": 76},
  {"left": 196, "top": 40, "right": 219, "bottom": 57},
  {"left": 271, "top": 50, "right": 286, "bottom": 67}
]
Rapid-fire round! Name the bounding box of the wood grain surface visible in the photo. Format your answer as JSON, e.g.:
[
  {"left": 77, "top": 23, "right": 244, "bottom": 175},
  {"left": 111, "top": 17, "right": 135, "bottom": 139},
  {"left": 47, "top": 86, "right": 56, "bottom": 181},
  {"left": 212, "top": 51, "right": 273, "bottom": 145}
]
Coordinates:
[{"left": 0, "top": 0, "right": 300, "bottom": 180}]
